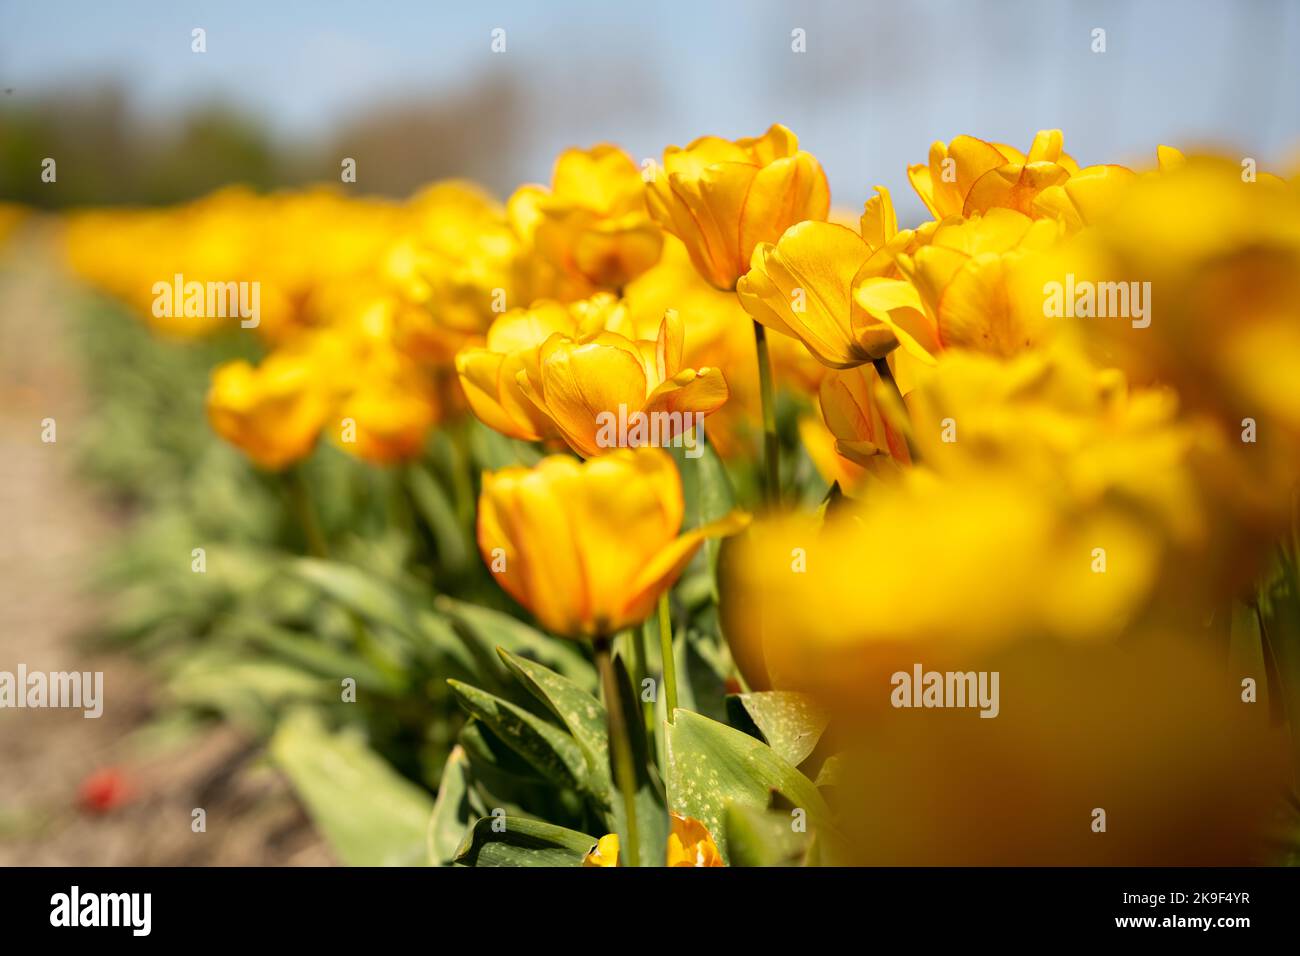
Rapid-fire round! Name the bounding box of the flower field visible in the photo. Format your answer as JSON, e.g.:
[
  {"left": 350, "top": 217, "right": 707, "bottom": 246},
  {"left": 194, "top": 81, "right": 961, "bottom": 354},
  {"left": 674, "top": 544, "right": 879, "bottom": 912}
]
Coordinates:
[{"left": 1, "top": 122, "right": 1288, "bottom": 868}]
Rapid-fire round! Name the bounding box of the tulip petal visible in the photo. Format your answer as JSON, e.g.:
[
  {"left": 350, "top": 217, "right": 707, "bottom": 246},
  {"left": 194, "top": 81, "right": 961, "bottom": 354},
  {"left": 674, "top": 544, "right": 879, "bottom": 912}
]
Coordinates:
[
  {"left": 621, "top": 509, "right": 751, "bottom": 624},
  {"left": 533, "top": 336, "right": 649, "bottom": 457}
]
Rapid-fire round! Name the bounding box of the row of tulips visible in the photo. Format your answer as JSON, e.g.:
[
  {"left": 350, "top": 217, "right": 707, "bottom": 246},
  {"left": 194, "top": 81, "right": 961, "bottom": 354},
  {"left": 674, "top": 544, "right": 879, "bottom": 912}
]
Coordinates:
[{"left": 57, "top": 124, "right": 1300, "bottom": 864}]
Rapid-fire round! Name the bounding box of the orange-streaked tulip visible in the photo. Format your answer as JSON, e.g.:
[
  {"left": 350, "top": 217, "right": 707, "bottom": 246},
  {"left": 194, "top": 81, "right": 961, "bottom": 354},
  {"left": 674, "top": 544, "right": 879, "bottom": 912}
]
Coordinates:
[
  {"left": 738, "top": 220, "right": 904, "bottom": 368},
  {"left": 517, "top": 307, "right": 729, "bottom": 458},
  {"left": 511, "top": 145, "right": 663, "bottom": 289},
  {"left": 852, "top": 208, "right": 1062, "bottom": 365},
  {"left": 816, "top": 363, "right": 911, "bottom": 469},
  {"left": 666, "top": 813, "right": 725, "bottom": 867},
  {"left": 646, "top": 124, "right": 830, "bottom": 290},
  {"left": 477, "top": 448, "right": 749, "bottom": 638},
  {"left": 455, "top": 300, "right": 581, "bottom": 442},
  {"left": 206, "top": 350, "right": 332, "bottom": 471}
]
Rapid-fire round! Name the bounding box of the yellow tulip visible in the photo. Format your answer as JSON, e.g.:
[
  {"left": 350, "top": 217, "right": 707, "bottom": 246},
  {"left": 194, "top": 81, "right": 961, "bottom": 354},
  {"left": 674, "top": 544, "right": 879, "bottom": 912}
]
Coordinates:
[
  {"left": 1049, "top": 157, "right": 1300, "bottom": 549},
  {"left": 646, "top": 124, "right": 830, "bottom": 289},
  {"left": 458, "top": 294, "right": 729, "bottom": 457},
  {"left": 814, "top": 363, "right": 911, "bottom": 471},
  {"left": 517, "top": 307, "right": 729, "bottom": 459},
  {"left": 625, "top": 235, "right": 827, "bottom": 459},
  {"left": 737, "top": 221, "right": 893, "bottom": 367},
  {"left": 721, "top": 346, "right": 1224, "bottom": 697},
  {"left": 206, "top": 349, "right": 332, "bottom": 471},
  {"left": 580, "top": 815, "right": 724, "bottom": 867},
  {"left": 455, "top": 300, "right": 583, "bottom": 443},
  {"left": 331, "top": 363, "right": 439, "bottom": 465},
  {"left": 666, "top": 813, "right": 725, "bottom": 867},
  {"left": 852, "top": 208, "right": 1062, "bottom": 364},
  {"left": 583, "top": 833, "right": 620, "bottom": 867},
  {"left": 510, "top": 145, "right": 663, "bottom": 289},
  {"left": 477, "top": 448, "right": 749, "bottom": 639},
  {"left": 908, "top": 129, "right": 1083, "bottom": 220}
]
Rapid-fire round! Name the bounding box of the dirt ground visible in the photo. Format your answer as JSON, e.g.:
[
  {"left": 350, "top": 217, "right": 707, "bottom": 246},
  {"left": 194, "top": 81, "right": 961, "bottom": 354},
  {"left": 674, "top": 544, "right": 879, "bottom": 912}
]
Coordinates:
[{"left": 0, "top": 222, "right": 332, "bottom": 865}]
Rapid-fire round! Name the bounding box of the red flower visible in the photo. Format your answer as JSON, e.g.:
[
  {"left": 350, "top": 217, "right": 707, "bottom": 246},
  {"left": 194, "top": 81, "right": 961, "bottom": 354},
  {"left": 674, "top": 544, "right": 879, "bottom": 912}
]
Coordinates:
[{"left": 78, "top": 767, "right": 132, "bottom": 814}]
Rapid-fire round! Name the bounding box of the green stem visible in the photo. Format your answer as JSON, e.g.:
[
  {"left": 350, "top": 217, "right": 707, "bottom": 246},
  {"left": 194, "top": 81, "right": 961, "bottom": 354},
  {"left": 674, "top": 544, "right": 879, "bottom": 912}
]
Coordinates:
[
  {"left": 284, "top": 466, "right": 329, "bottom": 558},
  {"left": 658, "top": 593, "right": 678, "bottom": 722},
  {"left": 752, "top": 321, "right": 780, "bottom": 508},
  {"left": 627, "top": 625, "right": 653, "bottom": 737},
  {"left": 594, "top": 636, "right": 640, "bottom": 867},
  {"left": 872, "top": 356, "right": 920, "bottom": 465}
]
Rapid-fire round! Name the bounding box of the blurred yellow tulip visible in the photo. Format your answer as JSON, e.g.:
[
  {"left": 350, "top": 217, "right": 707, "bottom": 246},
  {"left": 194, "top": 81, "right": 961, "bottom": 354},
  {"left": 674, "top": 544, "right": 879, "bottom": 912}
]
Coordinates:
[
  {"left": 206, "top": 349, "right": 332, "bottom": 471},
  {"left": 721, "top": 347, "right": 1218, "bottom": 698},
  {"left": 331, "top": 366, "right": 439, "bottom": 465},
  {"left": 510, "top": 145, "right": 663, "bottom": 289},
  {"left": 646, "top": 124, "right": 829, "bottom": 289},
  {"left": 477, "top": 448, "right": 748, "bottom": 638}
]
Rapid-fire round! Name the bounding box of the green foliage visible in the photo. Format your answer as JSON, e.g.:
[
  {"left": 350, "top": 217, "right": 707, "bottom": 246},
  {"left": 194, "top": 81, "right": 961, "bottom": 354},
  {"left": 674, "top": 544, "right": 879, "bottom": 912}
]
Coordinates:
[{"left": 270, "top": 710, "right": 434, "bottom": 866}]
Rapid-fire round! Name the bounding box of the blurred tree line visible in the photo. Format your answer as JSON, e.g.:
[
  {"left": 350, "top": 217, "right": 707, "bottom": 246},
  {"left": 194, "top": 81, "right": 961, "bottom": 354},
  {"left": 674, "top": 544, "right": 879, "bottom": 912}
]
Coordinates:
[{"left": 0, "top": 77, "right": 525, "bottom": 208}]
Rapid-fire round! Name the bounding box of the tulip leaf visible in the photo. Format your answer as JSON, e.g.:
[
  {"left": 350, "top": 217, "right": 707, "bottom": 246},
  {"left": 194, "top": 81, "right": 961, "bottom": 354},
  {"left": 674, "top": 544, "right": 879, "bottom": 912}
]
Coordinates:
[
  {"left": 726, "top": 691, "right": 830, "bottom": 768},
  {"left": 724, "top": 803, "right": 811, "bottom": 867},
  {"left": 227, "top": 616, "right": 399, "bottom": 693},
  {"left": 405, "top": 463, "right": 470, "bottom": 573},
  {"left": 447, "top": 679, "right": 591, "bottom": 795},
  {"left": 291, "top": 557, "right": 414, "bottom": 633},
  {"left": 677, "top": 442, "right": 736, "bottom": 598},
  {"left": 497, "top": 648, "right": 610, "bottom": 789},
  {"left": 612, "top": 652, "right": 668, "bottom": 867},
  {"left": 270, "top": 709, "right": 434, "bottom": 867},
  {"left": 428, "top": 746, "right": 483, "bottom": 866},
  {"left": 665, "top": 709, "right": 832, "bottom": 864},
  {"left": 814, "top": 753, "right": 845, "bottom": 788},
  {"left": 436, "top": 596, "right": 595, "bottom": 690},
  {"left": 454, "top": 816, "right": 596, "bottom": 867}
]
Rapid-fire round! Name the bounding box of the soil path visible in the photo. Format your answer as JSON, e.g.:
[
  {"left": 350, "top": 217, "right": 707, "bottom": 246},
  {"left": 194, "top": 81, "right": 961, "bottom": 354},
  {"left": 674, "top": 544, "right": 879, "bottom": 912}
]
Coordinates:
[{"left": 0, "top": 221, "right": 330, "bottom": 865}]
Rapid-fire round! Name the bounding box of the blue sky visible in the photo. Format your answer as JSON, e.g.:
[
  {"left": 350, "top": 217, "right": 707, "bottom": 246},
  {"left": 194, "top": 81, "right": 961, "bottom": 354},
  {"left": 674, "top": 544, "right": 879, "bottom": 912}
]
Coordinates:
[{"left": 3, "top": 0, "right": 1297, "bottom": 223}]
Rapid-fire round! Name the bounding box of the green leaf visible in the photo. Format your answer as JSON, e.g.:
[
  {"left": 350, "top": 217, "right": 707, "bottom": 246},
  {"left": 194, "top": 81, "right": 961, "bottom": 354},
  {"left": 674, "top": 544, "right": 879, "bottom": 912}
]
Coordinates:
[
  {"left": 226, "top": 616, "right": 398, "bottom": 693},
  {"left": 447, "top": 680, "right": 590, "bottom": 794},
  {"left": 678, "top": 442, "right": 736, "bottom": 598},
  {"left": 291, "top": 558, "right": 414, "bottom": 632},
  {"left": 406, "top": 463, "right": 469, "bottom": 572},
  {"left": 814, "top": 753, "right": 845, "bottom": 788},
  {"left": 436, "top": 596, "right": 594, "bottom": 689},
  {"left": 724, "top": 803, "right": 810, "bottom": 867},
  {"left": 726, "top": 691, "right": 829, "bottom": 767},
  {"left": 497, "top": 648, "right": 609, "bottom": 789},
  {"left": 427, "top": 746, "right": 482, "bottom": 866},
  {"left": 167, "top": 650, "right": 325, "bottom": 732},
  {"left": 665, "top": 709, "right": 833, "bottom": 863},
  {"left": 270, "top": 709, "right": 434, "bottom": 866},
  {"left": 612, "top": 652, "right": 668, "bottom": 867},
  {"left": 454, "top": 816, "right": 595, "bottom": 867}
]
